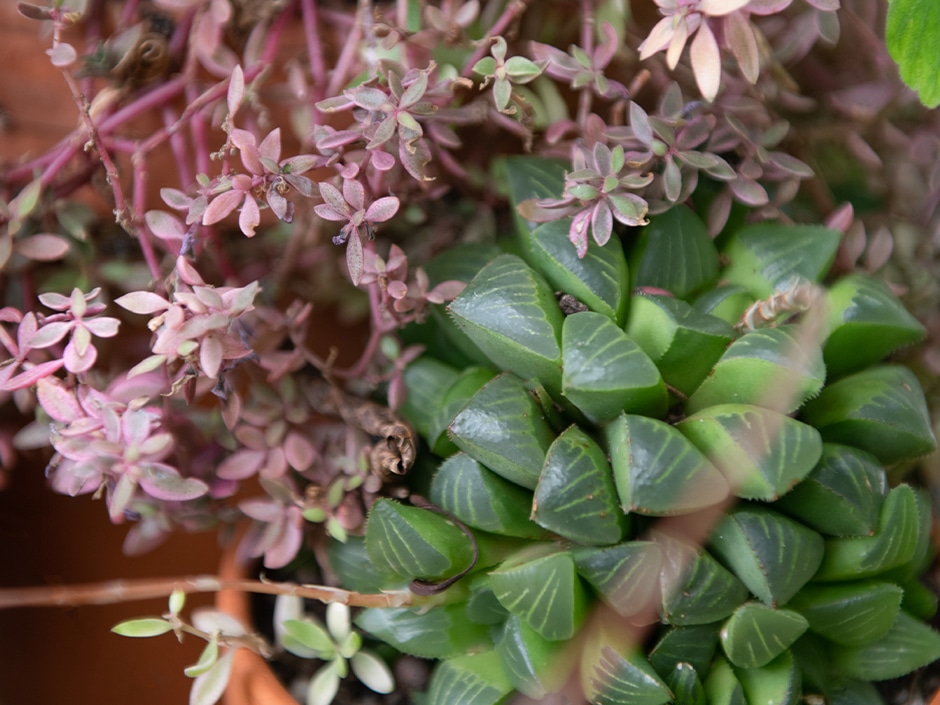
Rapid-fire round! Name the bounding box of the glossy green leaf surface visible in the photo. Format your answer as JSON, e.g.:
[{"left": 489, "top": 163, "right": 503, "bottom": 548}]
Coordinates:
[
  {"left": 733, "top": 650, "right": 801, "bottom": 705},
  {"left": 801, "top": 365, "right": 936, "bottom": 466},
  {"left": 709, "top": 506, "right": 824, "bottom": 607},
  {"left": 526, "top": 218, "right": 630, "bottom": 324},
  {"left": 693, "top": 285, "right": 753, "bottom": 326},
  {"left": 427, "top": 366, "right": 496, "bottom": 457},
  {"left": 626, "top": 294, "right": 736, "bottom": 396},
  {"left": 448, "top": 254, "right": 564, "bottom": 393},
  {"left": 489, "top": 549, "right": 589, "bottom": 641},
  {"left": 430, "top": 452, "right": 548, "bottom": 539},
  {"left": 400, "top": 357, "right": 459, "bottom": 439},
  {"left": 464, "top": 576, "right": 510, "bottom": 625},
  {"left": 426, "top": 650, "right": 514, "bottom": 705},
  {"left": 562, "top": 312, "right": 667, "bottom": 423},
  {"left": 649, "top": 623, "right": 720, "bottom": 678},
  {"left": 828, "top": 679, "right": 889, "bottom": 705},
  {"left": 573, "top": 541, "right": 662, "bottom": 618},
  {"left": 830, "top": 610, "right": 940, "bottom": 681},
  {"left": 703, "top": 657, "right": 747, "bottom": 705},
  {"left": 665, "top": 663, "right": 707, "bottom": 705},
  {"left": 773, "top": 444, "right": 887, "bottom": 537},
  {"left": 685, "top": 326, "right": 825, "bottom": 415},
  {"left": 365, "top": 498, "right": 475, "bottom": 581},
  {"left": 496, "top": 614, "right": 569, "bottom": 699},
  {"left": 605, "top": 414, "right": 729, "bottom": 515},
  {"left": 823, "top": 274, "right": 925, "bottom": 377},
  {"left": 449, "top": 373, "right": 556, "bottom": 489},
  {"left": 355, "top": 604, "right": 492, "bottom": 659},
  {"left": 787, "top": 581, "right": 903, "bottom": 646},
  {"left": 813, "top": 484, "right": 924, "bottom": 581},
  {"left": 581, "top": 637, "right": 673, "bottom": 705},
  {"left": 533, "top": 425, "right": 627, "bottom": 545},
  {"left": 658, "top": 534, "right": 750, "bottom": 625},
  {"left": 720, "top": 602, "right": 809, "bottom": 669},
  {"left": 632, "top": 205, "right": 720, "bottom": 299},
  {"left": 721, "top": 222, "right": 842, "bottom": 298},
  {"left": 502, "top": 156, "right": 567, "bottom": 235},
  {"left": 886, "top": 0, "right": 940, "bottom": 108},
  {"left": 678, "top": 404, "right": 822, "bottom": 501}
]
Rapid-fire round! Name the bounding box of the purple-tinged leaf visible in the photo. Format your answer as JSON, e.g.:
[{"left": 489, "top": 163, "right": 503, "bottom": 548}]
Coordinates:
[
  {"left": 284, "top": 432, "right": 316, "bottom": 472},
  {"left": 864, "top": 225, "right": 894, "bottom": 272},
  {"left": 768, "top": 152, "right": 814, "bottom": 179},
  {"left": 314, "top": 204, "right": 347, "bottom": 222},
  {"left": 729, "top": 176, "right": 769, "bottom": 205},
  {"left": 17, "top": 2, "right": 52, "bottom": 20},
  {"left": 399, "top": 71, "right": 429, "bottom": 109},
  {"left": 348, "top": 87, "right": 390, "bottom": 112},
  {"left": 83, "top": 317, "right": 120, "bottom": 338},
  {"left": 371, "top": 150, "right": 396, "bottom": 172},
  {"left": 139, "top": 432, "right": 174, "bottom": 458},
  {"left": 240, "top": 497, "right": 283, "bottom": 522},
  {"left": 202, "top": 190, "right": 243, "bottom": 226},
  {"left": 228, "top": 65, "right": 245, "bottom": 116},
  {"left": 139, "top": 465, "right": 210, "bottom": 501},
  {"left": 219, "top": 448, "right": 266, "bottom": 480},
  {"left": 122, "top": 408, "right": 154, "bottom": 446},
  {"left": 825, "top": 202, "right": 854, "bottom": 234},
  {"left": 367, "top": 115, "right": 398, "bottom": 150},
  {"left": 318, "top": 182, "right": 348, "bottom": 214},
  {"left": 189, "top": 649, "right": 234, "bottom": 705},
  {"left": 343, "top": 179, "right": 366, "bottom": 212},
  {"left": 806, "top": 0, "right": 839, "bottom": 9},
  {"left": 38, "top": 291, "right": 72, "bottom": 310},
  {"left": 161, "top": 188, "right": 193, "bottom": 210},
  {"left": 3, "top": 358, "right": 65, "bottom": 392},
  {"left": 267, "top": 189, "right": 289, "bottom": 221},
  {"left": 365, "top": 196, "right": 400, "bottom": 223},
  {"left": 608, "top": 192, "right": 649, "bottom": 226},
  {"left": 346, "top": 229, "right": 364, "bottom": 286},
  {"left": 284, "top": 174, "right": 315, "bottom": 198},
  {"left": 725, "top": 11, "right": 759, "bottom": 83},
  {"left": 28, "top": 321, "right": 71, "bottom": 349},
  {"left": 109, "top": 473, "right": 138, "bottom": 522},
  {"left": 316, "top": 94, "right": 356, "bottom": 113},
  {"left": 630, "top": 102, "right": 654, "bottom": 147},
  {"left": 399, "top": 137, "right": 433, "bottom": 181},
  {"left": 663, "top": 157, "right": 682, "bottom": 202},
  {"left": 116, "top": 291, "right": 172, "bottom": 315},
  {"left": 16, "top": 234, "right": 70, "bottom": 261},
  {"left": 591, "top": 201, "right": 614, "bottom": 247},
  {"left": 570, "top": 210, "right": 591, "bottom": 258},
  {"left": 314, "top": 128, "right": 361, "bottom": 151},
  {"left": 280, "top": 155, "right": 320, "bottom": 174}
]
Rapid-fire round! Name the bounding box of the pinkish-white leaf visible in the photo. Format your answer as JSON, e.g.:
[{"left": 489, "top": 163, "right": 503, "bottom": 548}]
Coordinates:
[
  {"left": 227, "top": 64, "right": 245, "bottom": 116},
  {"left": 37, "top": 291, "right": 72, "bottom": 311},
  {"left": 314, "top": 204, "right": 347, "bottom": 222},
  {"left": 729, "top": 176, "right": 769, "bottom": 205},
  {"left": 347, "top": 87, "right": 390, "bottom": 112},
  {"left": 365, "top": 196, "right": 400, "bottom": 223},
  {"left": 116, "top": 291, "right": 172, "bottom": 315},
  {"left": 35, "top": 376, "right": 81, "bottom": 422},
  {"left": 317, "top": 182, "right": 348, "bottom": 215},
  {"left": 864, "top": 226, "right": 893, "bottom": 272},
  {"left": 387, "top": 280, "right": 408, "bottom": 299},
  {"left": 146, "top": 210, "right": 187, "bottom": 242},
  {"left": 346, "top": 229, "right": 364, "bottom": 286},
  {"left": 200, "top": 336, "right": 224, "bottom": 378},
  {"left": 239, "top": 197, "right": 260, "bottom": 238},
  {"left": 746, "top": 0, "right": 794, "bottom": 13},
  {"left": 139, "top": 465, "right": 209, "bottom": 501},
  {"left": 267, "top": 189, "right": 289, "bottom": 221},
  {"left": 591, "top": 201, "right": 614, "bottom": 246},
  {"left": 230, "top": 129, "right": 262, "bottom": 175},
  {"left": 259, "top": 129, "right": 282, "bottom": 164},
  {"left": 63, "top": 337, "right": 97, "bottom": 374},
  {"left": 639, "top": 17, "right": 675, "bottom": 59},
  {"left": 122, "top": 408, "right": 154, "bottom": 446},
  {"left": 48, "top": 42, "right": 77, "bottom": 67},
  {"left": 203, "top": 190, "right": 244, "bottom": 226},
  {"left": 691, "top": 21, "right": 721, "bottom": 101},
  {"left": 109, "top": 473, "right": 138, "bottom": 522},
  {"left": 825, "top": 202, "right": 854, "bottom": 234},
  {"left": 127, "top": 355, "right": 168, "bottom": 379},
  {"left": 263, "top": 511, "right": 303, "bottom": 569},
  {"left": 239, "top": 497, "right": 282, "bottom": 522},
  {"left": 161, "top": 188, "right": 193, "bottom": 210},
  {"left": 219, "top": 449, "right": 267, "bottom": 480},
  {"left": 699, "top": 0, "right": 752, "bottom": 16},
  {"left": 666, "top": 18, "right": 690, "bottom": 69},
  {"left": 2, "top": 358, "right": 65, "bottom": 392},
  {"left": 343, "top": 179, "right": 366, "bottom": 212},
  {"left": 83, "top": 317, "right": 120, "bottom": 338},
  {"left": 768, "top": 152, "right": 814, "bottom": 178},
  {"left": 15, "top": 234, "right": 70, "bottom": 261},
  {"left": 725, "top": 11, "right": 759, "bottom": 83},
  {"left": 426, "top": 280, "right": 466, "bottom": 304},
  {"left": 371, "top": 150, "right": 396, "bottom": 172},
  {"left": 176, "top": 257, "right": 206, "bottom": 287},
  {"left": 28, "top": 321, "right": 72, "bottom": 349},
  {"left": 139, "top": 432, "right": 174, "bottom": 459}
]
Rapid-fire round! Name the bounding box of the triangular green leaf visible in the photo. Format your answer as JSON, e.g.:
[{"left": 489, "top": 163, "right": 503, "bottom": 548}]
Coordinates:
[
  {"left": 720, "top": 602, "right": 809, "bottom": 669},
  {"left": 787, "top": 581, "right": 903, "bottom": 646},
  {"left": 830, "top": 610, "right": 940, "bottom": 681},
  {"left": 426, "top": 650, "right": 514, "bottom": 705}
]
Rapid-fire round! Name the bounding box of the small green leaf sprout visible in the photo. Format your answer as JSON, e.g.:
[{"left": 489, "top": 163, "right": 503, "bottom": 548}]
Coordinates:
[{"left": 276, "top": 596, "right": 395, "bottom": 704}]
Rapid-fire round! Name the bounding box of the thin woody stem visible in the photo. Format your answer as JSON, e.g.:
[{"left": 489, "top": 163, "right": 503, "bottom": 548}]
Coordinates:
[{"left": 0, "top": 575, "right": 421, "bottom": 611}]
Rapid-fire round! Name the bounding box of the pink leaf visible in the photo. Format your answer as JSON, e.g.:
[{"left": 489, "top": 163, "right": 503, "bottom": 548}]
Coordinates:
[
  {"left": 426, "top": 280, "right": 467, "bottom": 304},
  {"left": 15, "top": 234, "right": 71, "bottom": 261},
  {"left": 34, "top": 375, "right": 80, "bottom": 421},
  {"left": 238, "top": 197, "right": 260, "bottom": 237},
  {"left": 139, "top": 465, "right": 209, "bottom": 501},
  {"left": 115, "top": 291, "right": 172, "bottom": 315},
  {"left": 109, "top": 474, "right": 138, "bottom": 522},
  {"left": 83, "top": 317, "right": 121, "bottom": 338},
  {"left": 318, "top": 182, "right": 348, "bottom": 215},
  {"left": 343, "top": 179, "right": 366, "bottom": 212},
  {"left": 227, "top": 64, "right": 245, "bottom": 116},
  {"left": 371, "top": 150, "right": 397, "bottom": 172},
  {"left": 63, "top": 338, "right": 97, "bottom": 374},
  {"left": 691, "top": 21, "right": 721, "bottom": 101},
  {"left": 699, "top": 0, "right": 752, "bottom": 16},
  {"left": 825, "top": 203, "right": 854, "bottom": 234},
  {"left": 47, "top": 42, "right": 77, "bottom": 67},
  {"left": 2, "top": 358, "right": 65, "bottom": 391},
  {"left": 639, "top": 16, "right": 678, "bottom": 60},
  {"left": 725, "top": 11, "right": 759, "bottom": 84},
  {"left": 387, "top": 280, "right": 408, "bottom": 299},
  {"left": 284, "top": 432, "right": 316, "bottom": 472},
  {"left": 200, "top": 336, "right": 224, "bottom": 378},
  {"left": 203, "top": 190, "right": 244, "bottom": 226},
  {"left": 365, "top": 196, "right": 400, "bottom": 223},
  {"left": 176, "top": 257, "right": 207, "bottom": 286},
  {"left": 231, "top": 129, "right": 263, "bottom": 175},
  {"left": 146, "top": 210, "right": 187, "bottom": 242},
  {"left": 28, "top": 321, "right": 71, "bottom": 349},
  {"left": 37, "top": 291, "right": 72, "bottom": 310},
  {"left": 259, "top": 128, "right": 282, "bottom": 164},
  {"left": 346, "top": 229, "right": 364, "bottom": 286}
]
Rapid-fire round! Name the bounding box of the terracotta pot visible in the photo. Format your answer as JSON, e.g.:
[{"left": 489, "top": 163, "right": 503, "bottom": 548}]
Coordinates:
[{"left": 217, "top": 537, "right": 298, "bottom": 705}]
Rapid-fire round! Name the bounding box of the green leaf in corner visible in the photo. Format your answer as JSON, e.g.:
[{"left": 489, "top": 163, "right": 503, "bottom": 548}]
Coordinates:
[
  {"left": 830, "top": 610, "right": 940, "bottom": 681},
  {"left": 733, "top": 650, "right": 800, "bottom": 705},
  {"left": 426, "top": 650, "right": 514, "bottom": 705},
  {"left": 501, "top": 156, "right": 567, "bottom": 236},
  {"left": 580, "top": 626, "right": 673, "bottom": 705},
  {"left": 497, "top": 614, "right": 570, "bottom": 699},
  {"left": 886, "top": 0, "right": 940, "bottom": 108},
  {"left": 448, "top": 254, "right": 564, "bottom": 394}
]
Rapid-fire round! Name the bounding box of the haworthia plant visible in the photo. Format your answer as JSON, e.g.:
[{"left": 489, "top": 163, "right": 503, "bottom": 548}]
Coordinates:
[{"left": 347, "top": 157, "right": 940, "bottom": 705}]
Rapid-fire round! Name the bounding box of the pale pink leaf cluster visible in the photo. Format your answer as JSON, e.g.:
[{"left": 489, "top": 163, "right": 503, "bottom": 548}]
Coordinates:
[{"left": 26, "top": 288, "right": 120, "bottom": 374}]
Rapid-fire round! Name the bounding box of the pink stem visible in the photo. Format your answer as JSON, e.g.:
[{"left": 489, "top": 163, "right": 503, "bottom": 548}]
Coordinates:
[{"left": 300, "top": 0, "right": 327, "bottom": 101}]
